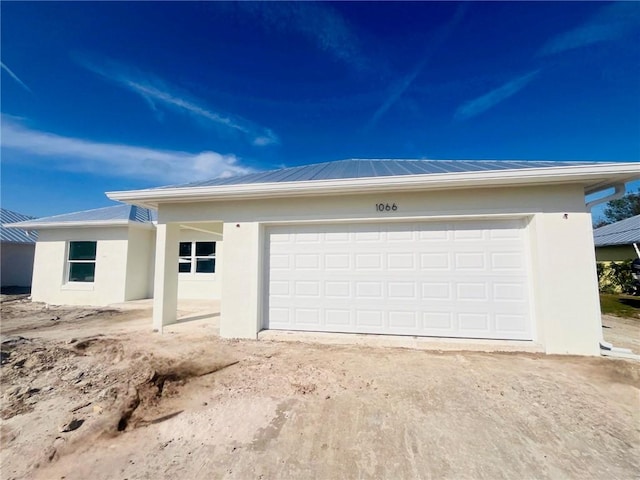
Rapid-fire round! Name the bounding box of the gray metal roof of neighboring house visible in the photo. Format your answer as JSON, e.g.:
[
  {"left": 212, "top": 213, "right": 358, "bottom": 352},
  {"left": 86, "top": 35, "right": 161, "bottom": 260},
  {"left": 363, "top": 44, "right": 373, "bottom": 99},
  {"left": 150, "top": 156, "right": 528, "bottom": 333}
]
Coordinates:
[
  {"left": 593, "top": 215, "right": 640, "bottom": 247},
  {"left": 6, "top": 204, "right": 156, "bottom": 229},
  {"left": 0, "top": 208, "right": 38, "bottom": 243},
  {"left": 160, "top": 159, "right": 596, "bottom": 189}
]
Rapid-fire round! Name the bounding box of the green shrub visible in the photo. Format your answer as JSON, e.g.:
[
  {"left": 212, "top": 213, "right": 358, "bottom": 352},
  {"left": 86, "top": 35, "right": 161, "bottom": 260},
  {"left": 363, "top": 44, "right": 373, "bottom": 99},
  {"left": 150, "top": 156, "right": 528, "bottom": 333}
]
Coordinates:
[{"left": 597, "top": 260, "right": 636, "bottom": 295}]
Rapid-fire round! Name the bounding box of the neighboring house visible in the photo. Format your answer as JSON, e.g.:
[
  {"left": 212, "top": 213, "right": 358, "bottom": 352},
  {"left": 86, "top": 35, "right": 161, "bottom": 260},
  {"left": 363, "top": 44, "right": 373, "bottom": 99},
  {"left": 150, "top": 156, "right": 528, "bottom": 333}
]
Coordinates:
[
  {"left": 8, "top": 159, "right": 640, "bottom": 356},
  {"left": 1, "top": 208, "right": 38, "bottom": 288},
  {"left": 593, "top": 215, "right": 640, "bottom": 262},
  {"left": 6, "top": 204, "right": 221, "bottom": 306}
]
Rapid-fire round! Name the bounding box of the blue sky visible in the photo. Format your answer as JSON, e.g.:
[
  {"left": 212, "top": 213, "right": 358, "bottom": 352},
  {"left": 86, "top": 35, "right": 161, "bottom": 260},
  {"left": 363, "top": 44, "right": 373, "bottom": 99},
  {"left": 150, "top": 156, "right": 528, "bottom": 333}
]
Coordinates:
[{"left": 2, "top": 2, "right": 639, "bottom": 219}]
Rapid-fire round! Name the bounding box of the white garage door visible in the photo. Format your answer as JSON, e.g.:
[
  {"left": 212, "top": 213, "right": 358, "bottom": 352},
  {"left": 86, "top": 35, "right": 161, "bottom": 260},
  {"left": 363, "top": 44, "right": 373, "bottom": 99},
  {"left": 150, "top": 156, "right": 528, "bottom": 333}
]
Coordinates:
[{"left": 265, "top": 220, "right": 532, "bottom": 340}]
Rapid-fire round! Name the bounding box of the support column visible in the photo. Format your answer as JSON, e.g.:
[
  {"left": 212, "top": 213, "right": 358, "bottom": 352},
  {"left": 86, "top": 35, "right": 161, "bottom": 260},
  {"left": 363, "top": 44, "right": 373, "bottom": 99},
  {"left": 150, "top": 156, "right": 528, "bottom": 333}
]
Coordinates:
[
  {"left": 220, "top": 221, "right": 261, "bottom": 338},
  {"left": 152, "top": 223, "right": 179, "bottom": 332}
]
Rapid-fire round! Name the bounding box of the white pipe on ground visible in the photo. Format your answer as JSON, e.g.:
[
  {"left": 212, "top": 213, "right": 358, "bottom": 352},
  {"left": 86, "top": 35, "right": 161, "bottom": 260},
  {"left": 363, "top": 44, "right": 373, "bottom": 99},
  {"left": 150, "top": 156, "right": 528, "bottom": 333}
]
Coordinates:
[
  {"left": 600, "top": 340, "right": 632, "bottom": 354},
  {"left": 601, "top": 349, "right": 640, "bottom": 361}
]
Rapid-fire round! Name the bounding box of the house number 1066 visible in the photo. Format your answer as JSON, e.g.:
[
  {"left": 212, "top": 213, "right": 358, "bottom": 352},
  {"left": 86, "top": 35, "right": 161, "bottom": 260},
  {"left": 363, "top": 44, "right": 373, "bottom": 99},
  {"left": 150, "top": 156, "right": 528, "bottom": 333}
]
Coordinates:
[{"left": 376, "top": 203, "right": 398, "bottom": 212}]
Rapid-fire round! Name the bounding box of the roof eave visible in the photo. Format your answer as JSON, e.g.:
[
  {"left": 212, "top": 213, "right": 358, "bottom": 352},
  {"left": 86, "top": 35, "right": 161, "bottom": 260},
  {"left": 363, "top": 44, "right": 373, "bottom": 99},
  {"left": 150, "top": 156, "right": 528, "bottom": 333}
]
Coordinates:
[
  {"left": 0, "top": 239, "right": 37, "bottom": 245},
  {"left": 594, "top": 242, "right": 640, "bottom": 247},
  {"left": 107, "top": 163, "right": 640, "bottom": 209},
  {"left": 4, "top": 220, "right": 154, "bottom": 230}
]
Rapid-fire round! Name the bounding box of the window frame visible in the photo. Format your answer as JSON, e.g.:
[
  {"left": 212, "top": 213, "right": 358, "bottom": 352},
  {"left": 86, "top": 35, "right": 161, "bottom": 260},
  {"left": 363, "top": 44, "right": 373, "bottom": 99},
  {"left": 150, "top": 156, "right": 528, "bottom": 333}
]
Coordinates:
[
  {"left": 178, "top": 241, "right": 216, "bottom": 275},
  {"left": 66, "top": 241, "right": 97, "bottom": 283}
]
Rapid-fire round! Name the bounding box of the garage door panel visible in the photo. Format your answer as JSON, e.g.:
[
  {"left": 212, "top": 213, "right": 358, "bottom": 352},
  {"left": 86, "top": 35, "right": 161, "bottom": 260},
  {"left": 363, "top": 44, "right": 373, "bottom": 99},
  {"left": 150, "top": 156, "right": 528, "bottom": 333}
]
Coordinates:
[
  {"left": 422, "top": 311, "right": 454, "bottom": 330},
  {"left": 294, "top": 308, "right": 320, "bottom": 325},
  {"left": 491, "top": 252, "right": 525, "bottom": 270},
  {"left": 266, "top": 220, "right": 533, "bottom": 341},
  {"left": 361, "top": 310, "right": 386, "bottom": 325},
  {"left": 325, "top": 309, "right": 351, "bottom": 326},
  {"left": 495, "top": 314, "right": 529, "bottom": 332},
  {"left": 325, "top": 254, "right": 351, "bottom": 270},
  {"left": 325, "top": 281, "right": 351, "bottom": 297},
  {"left": 419, "top": 229, "right": 449, "bottom": 241},
  {"left": 454, "top": 252, "right": 486, "bottom": 270},
  {"left": 269, "top": 280, "right": 290, "bottom": 296},
  {"left": 294, "top": 254, "right": 320, "bottom": 269},
  {"left": 388, "top": 282, "right": 417, "bottom": 299},
  {"left": 420, "top": 253, "right": 450, "bottom": 269},
  {"left": 387, "top": 253, "right": 416, "bottom": 270},
  {"left": 294, "top": 281, "right": 320, "bottom": 297},
  {"left": 458, "top": 313, "right": 490, "bottom": 331},
  {"left": 355, "top": 254, "right": 383, "bottom": 270},
  {"left": 388, "top": 311, "right": 419, "bottom": 328},
  {"left": 456, "top": 282, "right": 489, "bottom": 300},
  {"left": 354, "top": 231, "right": 382, "bottom": 242},
  {"left": 421, "top": 282, "right": 453, "bottom": 300}
]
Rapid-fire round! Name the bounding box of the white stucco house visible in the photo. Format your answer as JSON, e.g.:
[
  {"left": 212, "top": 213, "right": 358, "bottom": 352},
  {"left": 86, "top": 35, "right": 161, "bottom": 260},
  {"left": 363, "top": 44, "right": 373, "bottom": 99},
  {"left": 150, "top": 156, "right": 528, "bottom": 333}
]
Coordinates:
[
  {"left": 8, "top": 159, "right": 640, "bottom": 356},
  {"left": 1, "top": 208, "right": 37, "bottom": 289},
  {"left": 7, "top": 204, "right": 221, "bottom": 305}
]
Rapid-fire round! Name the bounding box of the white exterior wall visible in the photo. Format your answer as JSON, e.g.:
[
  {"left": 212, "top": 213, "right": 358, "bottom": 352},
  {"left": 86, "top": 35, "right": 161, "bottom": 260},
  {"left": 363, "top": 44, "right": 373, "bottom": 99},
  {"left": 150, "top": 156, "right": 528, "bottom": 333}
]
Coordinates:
[
  {"left": 220, "top": 222, "right": 261, "bottom": 338},
  {"left": 124, "top": 227, "right": 155, "bottom": 301},
  {"left": 177, "top": 230, "right": 222, "bottom": 299},
  {"left": 31, "top": 227, "right": 130, "bottom": 306},
  {"left": 529, "top": 213, "right": 602, "bottom": 355},
  {"left": 157, "top": 184, "right": 602, "bottom": 355},
  {"left": 1, "top": 243, "right": 35, "bottom": 287}
]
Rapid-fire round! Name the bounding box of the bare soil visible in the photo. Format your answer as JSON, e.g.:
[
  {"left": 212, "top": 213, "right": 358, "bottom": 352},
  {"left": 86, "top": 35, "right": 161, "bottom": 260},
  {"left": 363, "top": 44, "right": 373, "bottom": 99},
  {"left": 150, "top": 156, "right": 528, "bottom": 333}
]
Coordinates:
[
  {"left": 602, "top": 314, "right": 640, "bottom": 354},
  {"left": 1, "top": 296, "right": 639, "bottom": 480}
]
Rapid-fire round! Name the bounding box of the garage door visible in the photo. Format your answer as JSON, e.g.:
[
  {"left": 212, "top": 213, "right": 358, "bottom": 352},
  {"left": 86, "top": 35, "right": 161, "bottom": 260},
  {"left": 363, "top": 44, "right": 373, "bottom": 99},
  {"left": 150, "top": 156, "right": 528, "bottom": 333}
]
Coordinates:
[{"left": 265, "top": 220, "right": 532, "bottom": 340}]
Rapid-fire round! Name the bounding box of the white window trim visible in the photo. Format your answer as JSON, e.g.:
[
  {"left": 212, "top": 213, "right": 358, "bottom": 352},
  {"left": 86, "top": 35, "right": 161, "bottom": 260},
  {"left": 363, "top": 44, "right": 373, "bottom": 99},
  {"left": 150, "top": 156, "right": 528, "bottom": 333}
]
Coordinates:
[
  {"left": 179, "top": 241, "right": 216, "bottom": 275},
  {"left": 65, "top": 241, "right": 97, "bottom": 285},
  {"left": 61, "top": 282, "right": 95, "bottom": 291}
]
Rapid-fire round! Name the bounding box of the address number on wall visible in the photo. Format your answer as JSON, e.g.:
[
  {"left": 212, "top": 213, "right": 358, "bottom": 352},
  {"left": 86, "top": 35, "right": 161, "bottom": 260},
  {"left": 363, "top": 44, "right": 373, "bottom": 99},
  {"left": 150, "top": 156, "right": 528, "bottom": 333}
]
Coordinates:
[{"left": 375, "top": 203, "right": 398, "bottom": 212}]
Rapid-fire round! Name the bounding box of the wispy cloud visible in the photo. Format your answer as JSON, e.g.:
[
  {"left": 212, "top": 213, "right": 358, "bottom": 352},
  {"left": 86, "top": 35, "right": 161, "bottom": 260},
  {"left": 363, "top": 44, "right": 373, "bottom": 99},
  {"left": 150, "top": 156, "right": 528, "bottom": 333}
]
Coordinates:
[
  {"left": 1, "top": 117, "right": 252, "bottom": 183},
  {"left": 367, "top": 4, "right": 467, "bottom": 127},
  {"left": 79, "top": 59, "right": 278, "bottom": 147},
  {"left": 238, "top": 2, "right": 368, "bottom": 71},
  {"left": 454, "top": 69, "right": 541, "bottom": 121},
  {"left": 538, "top": 2, "right": 640, "bottom": 57},
  {"left": 1, "top": 62, "right": 32, "bottom": 93}
]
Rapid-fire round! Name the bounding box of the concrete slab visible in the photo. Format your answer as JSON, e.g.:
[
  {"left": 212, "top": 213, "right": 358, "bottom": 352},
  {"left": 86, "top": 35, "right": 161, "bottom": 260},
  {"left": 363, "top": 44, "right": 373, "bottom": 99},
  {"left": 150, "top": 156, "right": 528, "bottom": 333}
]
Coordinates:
[{"left": 258, "top": 329, "right": 545, "bottom": 353}]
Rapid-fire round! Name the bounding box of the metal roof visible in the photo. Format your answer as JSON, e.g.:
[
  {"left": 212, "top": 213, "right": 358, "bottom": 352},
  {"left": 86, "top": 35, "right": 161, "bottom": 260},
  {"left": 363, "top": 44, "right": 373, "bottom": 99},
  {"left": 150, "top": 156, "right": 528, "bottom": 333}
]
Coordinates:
[
  {"left": 6, "top": 204, "right": 156, "bottom": 229},
  {"left": 0, "top": 209, "right": 37, "bottom": 244},
  {"left": 593, "top": 215, "right": 640, "bottom": 247},
  {"left": 161, "top": 159, "right": 596, "bottom": 189}
]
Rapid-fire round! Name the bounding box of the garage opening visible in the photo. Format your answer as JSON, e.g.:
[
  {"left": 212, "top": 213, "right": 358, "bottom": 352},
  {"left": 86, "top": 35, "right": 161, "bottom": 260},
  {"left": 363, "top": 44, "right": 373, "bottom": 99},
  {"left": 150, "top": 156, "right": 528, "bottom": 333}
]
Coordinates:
[{"left": 264, "top": 220, "right": 533, "bottom": 341}]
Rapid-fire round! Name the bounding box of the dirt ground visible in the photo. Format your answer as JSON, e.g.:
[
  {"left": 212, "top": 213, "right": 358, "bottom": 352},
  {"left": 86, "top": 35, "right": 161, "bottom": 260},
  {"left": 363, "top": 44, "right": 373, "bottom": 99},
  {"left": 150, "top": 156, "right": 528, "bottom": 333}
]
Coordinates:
[{"left": 1, "top": 296, "right": 639, "bottom": 480}]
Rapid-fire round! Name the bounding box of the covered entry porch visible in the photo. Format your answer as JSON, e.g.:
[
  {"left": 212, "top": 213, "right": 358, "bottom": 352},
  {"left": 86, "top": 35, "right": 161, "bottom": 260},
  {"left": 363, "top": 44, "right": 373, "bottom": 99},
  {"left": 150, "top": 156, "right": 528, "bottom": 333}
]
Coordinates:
[{"left": 153, "top": 218, "right": 261, "bottom": 338}]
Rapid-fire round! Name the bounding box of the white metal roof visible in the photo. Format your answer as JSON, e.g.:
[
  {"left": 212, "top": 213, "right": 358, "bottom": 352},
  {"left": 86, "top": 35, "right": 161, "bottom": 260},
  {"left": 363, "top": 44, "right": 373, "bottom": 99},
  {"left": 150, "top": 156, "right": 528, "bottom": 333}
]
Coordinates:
[
  {"left": 0, "top": 208, "right": 37, "bottom": 244},
  {"left": 5, "top": 204, "right": 156, "bottom": 230},
  {"left": 160, "top": 159, "right": 595, "bottom": 188},
  {"left": 107, "top": 159, "right": 640, "bottom": 209}
]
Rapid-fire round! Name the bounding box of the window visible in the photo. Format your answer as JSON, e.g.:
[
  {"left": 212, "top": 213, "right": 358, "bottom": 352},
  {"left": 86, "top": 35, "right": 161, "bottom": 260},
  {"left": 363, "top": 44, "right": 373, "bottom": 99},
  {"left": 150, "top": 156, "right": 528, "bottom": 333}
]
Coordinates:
[
  {"left": 179, "top": 241, "right": 216, "bottom": 273},
  {"left": 68, "top": 241, "right": 97, "bottom": 282}
]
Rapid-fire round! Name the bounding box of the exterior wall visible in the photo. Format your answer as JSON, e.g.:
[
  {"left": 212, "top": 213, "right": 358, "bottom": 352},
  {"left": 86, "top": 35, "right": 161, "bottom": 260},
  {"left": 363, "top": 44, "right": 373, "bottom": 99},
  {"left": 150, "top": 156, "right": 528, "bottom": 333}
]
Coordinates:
[
  {"left": 177, "top": 230, "right": 222, "bottom": 299},
  {"left": 528, "top": 213, "right": 602, "bottom": 355},
  {"left": 1, "top": 242, "right": 35, "bottom": 287},
  {"left": 124, "top": 227, "right": 156, "bottom": 301},
  {"left": 31, "top": 227, "right": 130, "bottom": 306},
  {"left": 158, "top": 183, "right": 603, "bottom": 355},
  {"left": 595, "top": 245, "right": 636, "bottom": 262},
  {"left": 30, "top": 224, "right": 223, "bottom": 307},
  {"left": 220, "top": 222, "right": 261, "bottom": 338}
]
